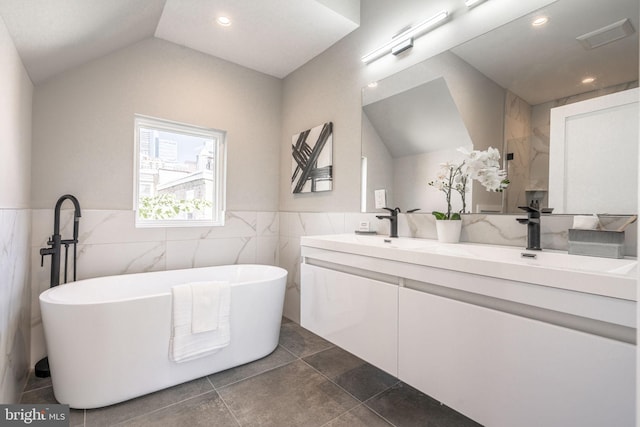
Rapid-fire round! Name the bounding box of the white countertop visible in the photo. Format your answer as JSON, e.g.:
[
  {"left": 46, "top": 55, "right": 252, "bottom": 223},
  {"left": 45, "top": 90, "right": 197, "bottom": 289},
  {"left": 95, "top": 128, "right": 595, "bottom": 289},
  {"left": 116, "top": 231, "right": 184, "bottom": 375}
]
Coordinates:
[{"left": 301, "top": 234, "right": 637, "bottom": 301}]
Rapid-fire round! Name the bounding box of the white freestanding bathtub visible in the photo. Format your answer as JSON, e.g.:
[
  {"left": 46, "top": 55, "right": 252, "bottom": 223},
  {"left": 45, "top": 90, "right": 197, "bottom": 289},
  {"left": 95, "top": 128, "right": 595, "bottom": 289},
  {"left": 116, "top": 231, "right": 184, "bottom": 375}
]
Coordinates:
[{"left": 39, "top": 264, "right": 287, "bottom": 409}]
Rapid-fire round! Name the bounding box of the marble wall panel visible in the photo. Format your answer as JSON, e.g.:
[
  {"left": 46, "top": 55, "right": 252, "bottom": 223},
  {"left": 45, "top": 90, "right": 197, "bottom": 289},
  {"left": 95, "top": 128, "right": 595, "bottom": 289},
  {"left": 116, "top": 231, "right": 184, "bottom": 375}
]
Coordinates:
[
  {"left": 284, "top": 212, "right": 347, "bottom": 238},
  {"left": 257, "top": 212, "right": 280, "bottom": 266},
  {"left": 257, "top": 236, "right": 279, "bottom": 266},
  {"left": 165, "top": 211, "right": 258, "bottom": 241},
  {"left": 0, "top": 209, "right": 31, "bottom": 404},
  {"left": 165, "top": 237, "right": 257, "bottom": 270},
  {"left": 279, "top": 235, "right": 301, "bottom": 322}
]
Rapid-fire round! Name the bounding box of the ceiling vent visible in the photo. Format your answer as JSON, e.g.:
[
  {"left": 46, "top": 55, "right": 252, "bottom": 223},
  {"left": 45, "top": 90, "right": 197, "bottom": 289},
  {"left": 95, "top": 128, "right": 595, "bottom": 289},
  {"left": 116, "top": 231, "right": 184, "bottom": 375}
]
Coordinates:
[{"left": 577, "top": 18, "right": 635, "bottom": 50}]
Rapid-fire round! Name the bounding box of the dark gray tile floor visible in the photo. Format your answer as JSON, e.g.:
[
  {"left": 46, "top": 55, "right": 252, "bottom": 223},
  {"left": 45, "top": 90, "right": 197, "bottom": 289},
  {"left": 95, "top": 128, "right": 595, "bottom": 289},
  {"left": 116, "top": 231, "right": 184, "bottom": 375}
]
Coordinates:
[{"left": 20, "top": 319, "right": 482, "bottom": 427}]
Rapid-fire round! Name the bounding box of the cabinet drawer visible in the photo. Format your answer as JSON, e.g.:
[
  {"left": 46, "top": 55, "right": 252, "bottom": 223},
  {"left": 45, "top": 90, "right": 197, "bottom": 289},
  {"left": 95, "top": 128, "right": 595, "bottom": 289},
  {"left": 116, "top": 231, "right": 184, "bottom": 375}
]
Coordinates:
[
  {"left": 398, "top": 287, "right": 635, "bottom": 427},
  {"left": 301, "top": 263, "right": 398, "bottom": 375}
]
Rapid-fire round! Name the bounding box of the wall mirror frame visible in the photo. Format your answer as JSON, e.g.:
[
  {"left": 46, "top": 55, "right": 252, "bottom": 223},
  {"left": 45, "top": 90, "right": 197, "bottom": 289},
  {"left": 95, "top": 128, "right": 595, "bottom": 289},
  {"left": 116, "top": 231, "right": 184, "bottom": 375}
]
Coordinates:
[{"left": 361, "top": 0, "right": 639, "bottom": 216}]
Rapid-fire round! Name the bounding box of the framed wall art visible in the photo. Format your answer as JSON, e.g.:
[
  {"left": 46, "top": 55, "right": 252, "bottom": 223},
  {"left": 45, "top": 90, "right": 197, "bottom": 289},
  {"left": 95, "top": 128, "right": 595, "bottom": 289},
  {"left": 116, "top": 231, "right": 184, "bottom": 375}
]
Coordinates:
[{"left": 291, "top": 122, "right": 333, "bottom": 194}]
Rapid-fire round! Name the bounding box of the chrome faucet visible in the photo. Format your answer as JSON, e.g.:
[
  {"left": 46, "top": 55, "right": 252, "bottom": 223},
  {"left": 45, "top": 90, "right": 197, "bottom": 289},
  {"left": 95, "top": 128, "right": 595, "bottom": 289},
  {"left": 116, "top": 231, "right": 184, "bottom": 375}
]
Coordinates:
[{"left": 516, "top": 202, "right": 541, "bottom": 250}]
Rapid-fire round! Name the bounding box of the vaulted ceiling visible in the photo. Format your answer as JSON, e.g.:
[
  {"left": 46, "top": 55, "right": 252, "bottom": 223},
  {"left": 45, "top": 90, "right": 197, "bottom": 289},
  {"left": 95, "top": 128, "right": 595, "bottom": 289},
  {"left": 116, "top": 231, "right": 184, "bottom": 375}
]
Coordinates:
[{"left": 0, "top": 0, "right": 360, "bottom": 84}]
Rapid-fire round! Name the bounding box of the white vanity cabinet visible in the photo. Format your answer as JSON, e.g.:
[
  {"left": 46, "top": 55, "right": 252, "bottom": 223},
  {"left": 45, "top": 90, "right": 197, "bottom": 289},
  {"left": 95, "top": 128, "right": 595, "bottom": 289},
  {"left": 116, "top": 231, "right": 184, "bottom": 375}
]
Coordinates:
[
  {"left": 300, "top": 263, "right": 398, "bottom": 375},
  {"left": 300, "top": 234, "right": 637, "bottom": 427},
  {"left": 399, "top": 287, "right": 635, "bottom": 427}
]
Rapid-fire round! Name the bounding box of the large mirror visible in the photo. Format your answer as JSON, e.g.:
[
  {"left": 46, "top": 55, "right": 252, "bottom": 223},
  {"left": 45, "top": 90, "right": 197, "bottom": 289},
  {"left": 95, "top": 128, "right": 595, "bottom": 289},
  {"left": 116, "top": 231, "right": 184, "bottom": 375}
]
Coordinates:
[{"left": 362, "top": 0, "right": 639, "bottom": 215}]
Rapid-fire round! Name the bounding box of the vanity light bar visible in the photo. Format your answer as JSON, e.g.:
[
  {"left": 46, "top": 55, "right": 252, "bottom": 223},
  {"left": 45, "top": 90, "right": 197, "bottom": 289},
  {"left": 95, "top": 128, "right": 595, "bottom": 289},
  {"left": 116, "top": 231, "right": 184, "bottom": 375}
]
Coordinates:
[
  {"left": 391, "top": 37, "right": 414, "bottom": 56},
  {"left": 465, "top": 0, "right": 489, "bottom": 8},
  {"left": 361, "top": 10, "right": 449, "bottom": 64}
]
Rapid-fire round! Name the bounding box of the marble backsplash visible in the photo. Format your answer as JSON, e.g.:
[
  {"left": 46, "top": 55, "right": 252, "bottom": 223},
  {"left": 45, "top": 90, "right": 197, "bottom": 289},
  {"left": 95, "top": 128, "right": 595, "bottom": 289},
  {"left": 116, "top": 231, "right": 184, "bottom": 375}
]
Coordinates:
[
  {"left": 0, "top": 209, "right": 31, "bottom": 404},
  {"left": 28, "top": 208, "right": 638, "bottom": 362}
]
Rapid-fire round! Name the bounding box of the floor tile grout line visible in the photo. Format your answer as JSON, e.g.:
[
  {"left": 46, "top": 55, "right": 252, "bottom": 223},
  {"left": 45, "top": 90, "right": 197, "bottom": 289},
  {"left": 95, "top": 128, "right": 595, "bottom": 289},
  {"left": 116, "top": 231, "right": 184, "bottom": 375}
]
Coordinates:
[
  {"left": 299, "top": 348, "right": 402, "bottom": 404},
  {"left": 96, "top": 379, "right": 217, "bottom": 425},
  {"left": 361, "top": 379, "right": 402, "bottom": 406},
  {"left": 213, "top": 357, "right": 298, "bottom": 391},
  {"left": 276, "top": 343, "right": 298, "bottom": 359},
  {"left": 212, "top": 346, "right": 299, "bottom": 391},
  {"left": 215, "top": 388, "right": 244, "bottom": 427},
  {"left": 298, "top": 356, "right": 366, "bottom": 407},
  {"left": 205, "top": 375, "right": 217, "bottom": 390},
  {"left": 360, "top": 380, "right": 403, "bottom": 427},
  {"left": 108, "top": 389, "right": 219, "bottom": 426},
  {"left": 294, "top": 342, "right": 336, "bottom": 360},
  {"left": 21, "top": 385, "right": 49, "bottom": 394},
  {"left": 300, "top": 356, "right": 401, "bottom": 427},
  {"left": 317, "top": 402, "right": 388, "bottom": 427},
  {"left": 318, "top": 403, "right": 357, "bottom": 427},
  {"left": 21, "top": 383, "right": 55, "bottom": 395}
]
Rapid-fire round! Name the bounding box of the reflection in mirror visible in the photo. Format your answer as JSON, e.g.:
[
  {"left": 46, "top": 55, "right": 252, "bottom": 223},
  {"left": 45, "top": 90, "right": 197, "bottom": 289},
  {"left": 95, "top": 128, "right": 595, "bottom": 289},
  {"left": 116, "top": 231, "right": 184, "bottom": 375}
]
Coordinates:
[
  {"left": 361, "top": 0, "right": 639, "bottom": 215},
  {"left": 362, "top": 50, "right": 505, "bottom": 214},
  {"left": 549, "top": 88, "right": 638, "bottom": 214},
  {"left": 363, "top": 77, "right": 473, "bottom": 213}
]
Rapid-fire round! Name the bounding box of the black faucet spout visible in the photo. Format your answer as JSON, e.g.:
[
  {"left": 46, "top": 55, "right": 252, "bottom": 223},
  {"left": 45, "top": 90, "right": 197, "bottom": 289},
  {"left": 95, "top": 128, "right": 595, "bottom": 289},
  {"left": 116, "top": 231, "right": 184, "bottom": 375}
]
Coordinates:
[
  {"left": 41, "top": 195, "right": 82, "bottom": 287},
  {"left": 54, "top": 194, "right": 82, "bottom": 238},
  {"left": 517, "top": 204, "right": 541, "bottom": 251},
  {"left": 376, "top": 207, "right": 400, "bottom": 238}
]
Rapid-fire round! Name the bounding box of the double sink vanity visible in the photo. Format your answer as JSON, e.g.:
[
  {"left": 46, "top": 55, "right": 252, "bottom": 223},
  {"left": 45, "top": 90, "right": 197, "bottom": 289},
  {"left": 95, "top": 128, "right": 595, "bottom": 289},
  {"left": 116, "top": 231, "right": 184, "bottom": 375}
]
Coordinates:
[{"left": 300, "top": 234, "right": 636, "bottom": 427}]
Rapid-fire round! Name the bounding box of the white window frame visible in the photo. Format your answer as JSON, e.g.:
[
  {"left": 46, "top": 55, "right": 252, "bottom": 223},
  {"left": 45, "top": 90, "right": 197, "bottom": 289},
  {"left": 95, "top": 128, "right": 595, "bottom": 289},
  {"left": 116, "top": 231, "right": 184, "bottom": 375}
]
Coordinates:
[{"left": 133, "top": 115, "right": 226, "bottom": 228}]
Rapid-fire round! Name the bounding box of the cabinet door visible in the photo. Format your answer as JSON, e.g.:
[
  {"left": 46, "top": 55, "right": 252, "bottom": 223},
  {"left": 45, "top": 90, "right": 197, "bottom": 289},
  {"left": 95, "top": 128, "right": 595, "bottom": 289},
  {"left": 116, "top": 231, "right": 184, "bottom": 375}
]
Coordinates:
[
  {"left": 301, "top": 264, "right": 398, "bottom": 376},
  {"left": 398, "top": 287, "right": 635, "bottom": 427}
]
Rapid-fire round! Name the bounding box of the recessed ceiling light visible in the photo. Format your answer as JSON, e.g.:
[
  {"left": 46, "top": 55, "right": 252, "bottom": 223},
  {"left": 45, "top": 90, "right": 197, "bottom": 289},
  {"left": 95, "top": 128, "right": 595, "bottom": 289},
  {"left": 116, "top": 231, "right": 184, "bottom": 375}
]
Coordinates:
[
  {"left": 532, "top": 16, "right": 549, "bottom": 27},
  {"left": 217, "top": 16, "right": 231, "bottom": 27},
  {"left": 367, "top": 82, "right": 378, "bottom": 88},
  {"left": 582, "top": 76, "right": 596, "bottom": 84}
]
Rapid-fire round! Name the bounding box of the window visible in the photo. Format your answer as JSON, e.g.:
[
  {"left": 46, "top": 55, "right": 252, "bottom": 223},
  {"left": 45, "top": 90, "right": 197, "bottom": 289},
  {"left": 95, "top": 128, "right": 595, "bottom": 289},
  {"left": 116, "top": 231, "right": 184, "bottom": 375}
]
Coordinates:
[{"left": 134, "top": 115, "right": 226, "bottom": 227}]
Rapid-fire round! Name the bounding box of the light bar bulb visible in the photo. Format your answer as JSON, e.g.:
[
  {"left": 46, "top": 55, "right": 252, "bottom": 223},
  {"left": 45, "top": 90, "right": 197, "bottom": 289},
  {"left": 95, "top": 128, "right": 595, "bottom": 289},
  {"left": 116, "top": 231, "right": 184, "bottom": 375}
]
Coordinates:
[
  {"left": 465, "top": 0, "right": 489, "bottom": 8},
  {"left": 361, "top": 10, "right": 449, "bottom": 64}
]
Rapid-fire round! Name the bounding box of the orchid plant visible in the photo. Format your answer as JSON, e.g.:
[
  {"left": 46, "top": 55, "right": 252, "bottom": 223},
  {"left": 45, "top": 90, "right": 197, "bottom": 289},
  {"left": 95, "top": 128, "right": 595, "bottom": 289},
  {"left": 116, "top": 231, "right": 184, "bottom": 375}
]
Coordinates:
[{"left": 429, "top": 147, "right": 509, "bottom": 220}]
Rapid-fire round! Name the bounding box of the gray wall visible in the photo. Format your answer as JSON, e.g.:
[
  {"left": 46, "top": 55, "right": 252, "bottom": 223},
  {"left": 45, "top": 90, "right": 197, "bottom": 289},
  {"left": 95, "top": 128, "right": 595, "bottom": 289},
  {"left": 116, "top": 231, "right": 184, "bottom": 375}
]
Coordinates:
[
  {"left": 0, "top": 16, "right": 33, "bottom": 404},
  {"left": 32, "top": 37, "right": 282, "bottom": 211}
]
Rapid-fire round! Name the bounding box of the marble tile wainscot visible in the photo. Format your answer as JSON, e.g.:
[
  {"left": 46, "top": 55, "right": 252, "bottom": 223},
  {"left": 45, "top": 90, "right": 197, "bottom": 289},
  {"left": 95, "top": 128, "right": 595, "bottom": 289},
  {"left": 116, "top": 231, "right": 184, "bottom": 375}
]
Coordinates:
[{"left": 0, "top": 208, "right": 31, "bottom": 403}]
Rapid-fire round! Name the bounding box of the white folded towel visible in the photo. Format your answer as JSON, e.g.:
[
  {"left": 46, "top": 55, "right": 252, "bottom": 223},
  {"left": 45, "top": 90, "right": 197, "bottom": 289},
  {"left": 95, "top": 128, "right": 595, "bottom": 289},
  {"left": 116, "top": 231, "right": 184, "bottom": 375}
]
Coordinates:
[
  {"left": 573, "top": 215, "right": 601, "bottom": 230},
  {"left": 192, "top": 281, "right": 224, "bottom": 333},
  {"left": 169, "top": 281, "right": 231, "bottom": 363}
]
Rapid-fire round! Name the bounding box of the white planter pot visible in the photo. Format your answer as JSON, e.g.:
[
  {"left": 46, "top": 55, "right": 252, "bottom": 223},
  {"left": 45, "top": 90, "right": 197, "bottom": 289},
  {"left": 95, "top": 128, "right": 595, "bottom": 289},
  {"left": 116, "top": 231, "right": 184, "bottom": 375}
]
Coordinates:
[{"left": 436, "top": 220, "right": 462, "bottom": 243}]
